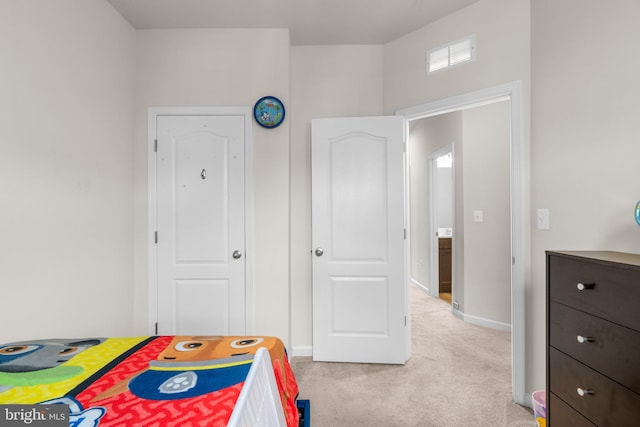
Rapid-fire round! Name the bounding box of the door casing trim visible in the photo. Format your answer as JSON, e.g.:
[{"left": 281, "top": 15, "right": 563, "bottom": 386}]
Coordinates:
[{"left": 147, "top": 106, "right": 254, "bottom": 336}]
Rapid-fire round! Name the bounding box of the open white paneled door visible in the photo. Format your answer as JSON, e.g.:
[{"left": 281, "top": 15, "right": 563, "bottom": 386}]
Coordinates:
[{"left": 311, "top": 116, "right": 409, "bottom": 364}]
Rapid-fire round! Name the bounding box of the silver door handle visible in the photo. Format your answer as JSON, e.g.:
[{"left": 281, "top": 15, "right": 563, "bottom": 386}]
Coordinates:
[
  {"left": 233, "top": 250, "right": 242, "bottom": 259},
  {"left": 315, "top": 247, "right": 324, "bottom": 257}
]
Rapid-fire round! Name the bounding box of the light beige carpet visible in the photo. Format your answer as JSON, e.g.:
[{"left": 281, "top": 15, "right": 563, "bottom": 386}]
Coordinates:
[{"left": 291, "top": 285, "right": 536, "bottom": 427}]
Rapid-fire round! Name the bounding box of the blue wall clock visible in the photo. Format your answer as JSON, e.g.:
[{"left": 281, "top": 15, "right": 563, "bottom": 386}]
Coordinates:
[
  {"left": 253, "top": 96, "right": 285, "bottom": 129},
  {"left": 635, "top": 200, "right": 640, "bottom": 227}
]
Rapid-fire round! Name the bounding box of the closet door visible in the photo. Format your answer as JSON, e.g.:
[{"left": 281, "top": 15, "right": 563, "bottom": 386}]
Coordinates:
[{"left": 155, "top": 113, "right": 246, "bottom": 336}]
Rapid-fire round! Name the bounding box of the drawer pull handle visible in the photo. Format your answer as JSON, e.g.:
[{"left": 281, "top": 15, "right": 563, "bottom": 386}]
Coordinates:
[
  {"left": 576, "top": 335, "right": 593, "bottom": 344},
  {"left": 576, "top": 282, "right": 595, "bottom": 291},
  {"left": 577, "top": 387, "right": 594, "bottom": 397}
]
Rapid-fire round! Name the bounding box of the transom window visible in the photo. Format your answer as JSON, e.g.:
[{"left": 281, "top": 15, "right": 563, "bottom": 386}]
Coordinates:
[{"left": 427, "top": 36, "right": 476, "bottom": 74}]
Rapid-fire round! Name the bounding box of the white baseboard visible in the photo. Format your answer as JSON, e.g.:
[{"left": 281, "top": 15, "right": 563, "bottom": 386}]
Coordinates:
[
  {"left": 452, "top": 307, "right": 512, "bottom": 332},
  {"left": 291, "top": 345, "right": 312, "bottom": 358},
  {"left": 411, "top": 278, "right": 430, "bottom": 294}
]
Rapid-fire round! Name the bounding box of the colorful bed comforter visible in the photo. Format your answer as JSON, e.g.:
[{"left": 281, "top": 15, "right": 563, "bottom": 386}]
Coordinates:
[{"left": 0, "top": 335, "right": 299, "bottom": 426}]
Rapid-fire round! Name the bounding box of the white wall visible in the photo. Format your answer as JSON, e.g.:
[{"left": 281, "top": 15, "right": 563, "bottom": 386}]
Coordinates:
[
  {"left": 289, "top": 45, "right": 384, "bottom": 354},
  {"left": 132, "top": 29, "right": 292, "bottom": 345},
  {"left": 407, "top": 120, "right": 431, "bottom": 291},
  {"left": 461, "top": 101, "right": 511, "bottom": 325},
  {"left": 383, "top": 0, "right": 531, "bottom": 114},
  {"left": 0, "top": 0, "right": 136, "bottom": 342},
  {"left": 530, "top": 0, "right": 640, "bottom": 393}
]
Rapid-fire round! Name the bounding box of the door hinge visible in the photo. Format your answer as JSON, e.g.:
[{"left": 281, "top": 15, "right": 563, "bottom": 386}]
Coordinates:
[
  {"left": 154, "top": 139, "right": 158, "bottom": 152},
  {"left": 404, "top": 228, "right": 407, "bottom": 240},
  {"left": 405, "top": 315, "right": 407, "bottom": 326},
  {"left": 155, "top": 322, "right": 158, "bottom": 335},
  {"left": 155, "top": 231, "right": 158, "bottom": 244}
]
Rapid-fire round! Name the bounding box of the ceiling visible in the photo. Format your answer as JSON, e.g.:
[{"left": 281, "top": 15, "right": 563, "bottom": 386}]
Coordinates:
[{"left": 107, "top": 0, "right": 480, "bottom": 45}]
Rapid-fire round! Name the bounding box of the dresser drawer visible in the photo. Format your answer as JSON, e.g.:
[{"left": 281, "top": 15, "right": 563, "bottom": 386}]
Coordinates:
[
  {"left": 550, "top": 301, "right": 640, "bottom": 394},
  {"left": 548, "top": 393, "right": 596, "bottom": 427},
  {"left": 550, "top": 348, "right": 640, "bottom": 426},
  {"left": 548, "top": 253, "right": 640, "bottom": 331}
]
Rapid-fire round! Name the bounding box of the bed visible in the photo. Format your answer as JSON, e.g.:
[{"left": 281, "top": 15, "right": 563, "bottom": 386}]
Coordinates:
[{"left": 0, "top": 335, "right": 299, "bottom": 426}]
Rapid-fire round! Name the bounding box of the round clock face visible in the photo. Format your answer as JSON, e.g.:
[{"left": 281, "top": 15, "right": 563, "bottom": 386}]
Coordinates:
[
  {"left": 635, "top": 200, "right": 640, "bottom": 226},
  {"left": 253, "top": 96, "right": 285, "bottom": 128}
]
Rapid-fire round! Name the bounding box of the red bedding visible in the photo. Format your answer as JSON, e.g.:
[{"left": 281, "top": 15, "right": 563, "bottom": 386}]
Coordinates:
[{"left": 0, "top": 335, "right": 299, "bottom": 426}]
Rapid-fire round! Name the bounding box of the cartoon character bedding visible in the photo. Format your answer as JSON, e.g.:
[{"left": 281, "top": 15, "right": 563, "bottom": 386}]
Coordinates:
[{"left": 0, "top": 336, "right": 299, "bottom": 426}]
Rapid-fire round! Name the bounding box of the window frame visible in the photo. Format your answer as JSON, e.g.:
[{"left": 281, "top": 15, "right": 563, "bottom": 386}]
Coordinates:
[{"left": 426, "top": 35, "right": 476, "bottom": 74}]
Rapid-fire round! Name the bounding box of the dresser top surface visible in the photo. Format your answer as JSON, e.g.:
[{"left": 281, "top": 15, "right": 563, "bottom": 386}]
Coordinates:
[{"left": 547, "top": 250, "right": 640, "bottom": 268}]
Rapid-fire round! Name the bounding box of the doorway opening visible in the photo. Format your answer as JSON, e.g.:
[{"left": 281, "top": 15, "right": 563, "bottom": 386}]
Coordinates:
[
  {"left": 398, "top": 81, "right": 526, "bottom": 405},
  {"left": 430, "top": 145, "right": 454, "bottom": 306}
]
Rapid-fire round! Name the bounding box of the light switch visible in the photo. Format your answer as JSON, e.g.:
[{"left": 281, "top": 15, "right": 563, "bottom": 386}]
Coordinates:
[
  {"left": 537, "top": 208, "right": 550, "bottom": 230},
  {"left": 473, "top": 210, "right": 484, "bottom": 223}
]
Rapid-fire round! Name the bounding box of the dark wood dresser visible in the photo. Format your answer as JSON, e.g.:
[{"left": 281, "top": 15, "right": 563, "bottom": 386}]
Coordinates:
[{"left": 546, "top": 251, "right": 640, "bottom": 426}]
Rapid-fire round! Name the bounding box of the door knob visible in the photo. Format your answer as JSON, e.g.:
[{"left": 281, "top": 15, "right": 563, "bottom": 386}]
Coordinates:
[
  {"left": 315, "top": 247, "right": 324, "bottom": 257},
  {"left": 232, "top": 250, "right": 242, "bottom": 259}
]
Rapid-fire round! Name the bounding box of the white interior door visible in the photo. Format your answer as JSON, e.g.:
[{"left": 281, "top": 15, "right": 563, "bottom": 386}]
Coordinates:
[
  {"left": 311, "top": 116, "right": 408, "bottom": 364},
  {"left": 155, "top": 114, "right": 245, "bottom": 336}
]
